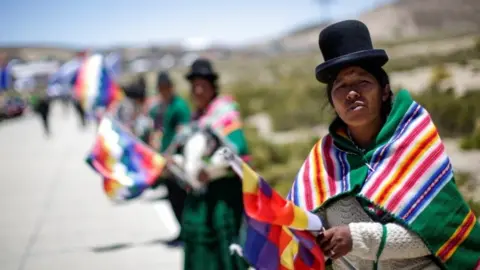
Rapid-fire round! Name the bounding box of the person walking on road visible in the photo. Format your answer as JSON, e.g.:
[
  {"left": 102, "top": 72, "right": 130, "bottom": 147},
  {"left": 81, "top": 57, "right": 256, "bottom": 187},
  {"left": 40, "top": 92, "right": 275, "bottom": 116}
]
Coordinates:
[
  {"left": 178, "top": 59, "right": 249, "bottom": 270},
  {"left": 150, "top": 71, "right": 191, "bottom": 247}
]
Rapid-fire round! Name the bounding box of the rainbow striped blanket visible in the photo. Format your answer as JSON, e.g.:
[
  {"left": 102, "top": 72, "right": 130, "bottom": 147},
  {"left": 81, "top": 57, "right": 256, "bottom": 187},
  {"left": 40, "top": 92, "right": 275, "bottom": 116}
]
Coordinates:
[
  {"left": 183, "top": 95, "right": 248, "bottom": 159},
  {"left": 288, "top": 89, "right": 480, "bottom": 269},
  {"left": 197, "top": 95, "right": 243, "bottom": 138},
  {"left": 199, "top": 95, "right": 250, "bottom": 163},
  {"left": 73, "top": 54, "right": 123, "bottom": 115}
]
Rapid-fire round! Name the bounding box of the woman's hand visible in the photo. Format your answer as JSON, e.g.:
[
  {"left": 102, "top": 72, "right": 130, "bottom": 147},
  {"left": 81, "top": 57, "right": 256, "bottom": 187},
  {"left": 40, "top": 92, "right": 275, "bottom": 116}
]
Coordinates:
[
  {"left": 164, "top": 155, "right": 176, "bottom": 167},
  {"left": 198, "top": 169, "right": 210, "bottom": 183},
  {"left": 318, "top": 225, "right": 353, "bottom": 260},
  {"left": 149, "top": 131, "right": 162, "bottom": 151},
  {"left": 150, "top": 138, "right": 160, "bottom": 152}
]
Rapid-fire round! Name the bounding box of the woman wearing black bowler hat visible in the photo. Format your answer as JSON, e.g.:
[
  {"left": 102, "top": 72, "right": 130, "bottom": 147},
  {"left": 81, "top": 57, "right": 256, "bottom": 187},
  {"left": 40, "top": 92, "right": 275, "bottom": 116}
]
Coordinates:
[
  {"left": 172, "top": 58, "right": 249, "bottom": 270},
  {"left": 285, "top": 20, "right": 480, "bottom": 269}
]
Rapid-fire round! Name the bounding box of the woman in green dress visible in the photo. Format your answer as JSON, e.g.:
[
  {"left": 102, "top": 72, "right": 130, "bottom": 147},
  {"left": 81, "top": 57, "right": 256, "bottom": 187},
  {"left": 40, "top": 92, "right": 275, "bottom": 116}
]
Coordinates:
[{"left": 176, "top": 59, "right": 250, "bottom": 270}]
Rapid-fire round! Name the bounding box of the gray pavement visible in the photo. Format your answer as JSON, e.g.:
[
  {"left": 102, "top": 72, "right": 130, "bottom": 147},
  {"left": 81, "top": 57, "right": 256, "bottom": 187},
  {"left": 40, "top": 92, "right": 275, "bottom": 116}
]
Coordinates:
[{"left": 0, "top": 104, "right": 182, "bottom": 270}]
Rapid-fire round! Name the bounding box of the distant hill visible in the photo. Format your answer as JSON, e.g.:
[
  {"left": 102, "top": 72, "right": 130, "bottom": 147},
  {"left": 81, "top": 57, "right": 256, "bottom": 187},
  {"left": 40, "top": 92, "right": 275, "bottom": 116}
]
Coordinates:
[
  {"left": 0, "top": 43, "right": 238, "bottom": 70},
  {"left": 0, "top": 46, "right": 78, "bottom": 62},
  {"left": 259, "top": 0, "right": 480, "bottom": 52},
  {"left": 2, "top": 0, "right": 480, "bottom": 66}
]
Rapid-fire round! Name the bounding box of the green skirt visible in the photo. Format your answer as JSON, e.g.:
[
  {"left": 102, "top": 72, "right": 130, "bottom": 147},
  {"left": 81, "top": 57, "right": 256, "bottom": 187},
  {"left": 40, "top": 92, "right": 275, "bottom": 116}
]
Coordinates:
[{"left": 181, "top": 177, "right": 249, "bottom": 270}]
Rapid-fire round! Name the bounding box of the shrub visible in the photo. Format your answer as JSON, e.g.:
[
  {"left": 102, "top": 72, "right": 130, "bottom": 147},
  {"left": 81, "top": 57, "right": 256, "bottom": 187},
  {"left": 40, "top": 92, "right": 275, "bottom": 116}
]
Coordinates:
[
  {"left": 428, "top": 64, "right": 451, "bottom": 89},
  {"left": 474, "top": 36, "right": 480, "bottom": 53},
  {"left": 244, "top": 124, "right": 315, "bottom": 196},
  {"left": 384, "top": 47, "right": 480, "bottom": 72},
  {"left": 413, "top": 88, "right": 480, "bottom": 137},
  {"left": 456, "top": 172, "right": 480, "bottom": 216},
  {"left": 232, "top": 82, "right": 334, "bottom": 131},
  {"left": 460, "top": 125, "right": 480, "bottom": 150}
]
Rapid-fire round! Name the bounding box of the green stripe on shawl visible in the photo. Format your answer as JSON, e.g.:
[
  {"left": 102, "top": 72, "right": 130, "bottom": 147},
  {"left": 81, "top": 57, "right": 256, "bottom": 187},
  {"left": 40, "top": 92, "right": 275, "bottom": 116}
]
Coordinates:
[{"left": 289, "top": 89, "right": 480, "bottom": 269}]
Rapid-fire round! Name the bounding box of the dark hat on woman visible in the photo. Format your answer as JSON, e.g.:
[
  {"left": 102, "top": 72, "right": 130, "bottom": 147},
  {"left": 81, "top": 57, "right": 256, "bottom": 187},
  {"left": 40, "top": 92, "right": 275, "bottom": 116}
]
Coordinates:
[
  {"left": 123, "top": 76, "right": 146, "bottom": 100},
  {"left": 315, "top": 20, "right": 389, "bottom": 83},
  {"left": 157, "top": 71, "right": 172, "bottom": 86},
  {"left": 185, "top": 58, "right": 218, "bottom": 82}
]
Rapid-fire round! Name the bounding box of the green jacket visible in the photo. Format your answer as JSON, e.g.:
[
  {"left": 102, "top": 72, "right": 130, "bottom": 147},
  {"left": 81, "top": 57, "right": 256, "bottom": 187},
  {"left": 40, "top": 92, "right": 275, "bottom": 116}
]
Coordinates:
[{"left": 159, "top": 95, "right": 191, "bottom": 153}]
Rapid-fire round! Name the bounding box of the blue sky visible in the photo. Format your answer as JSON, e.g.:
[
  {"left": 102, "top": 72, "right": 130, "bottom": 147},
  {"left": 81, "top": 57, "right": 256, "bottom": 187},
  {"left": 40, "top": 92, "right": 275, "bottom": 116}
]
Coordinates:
[{"left": 2, "top": 0, "right": 392, "bottom": 48}]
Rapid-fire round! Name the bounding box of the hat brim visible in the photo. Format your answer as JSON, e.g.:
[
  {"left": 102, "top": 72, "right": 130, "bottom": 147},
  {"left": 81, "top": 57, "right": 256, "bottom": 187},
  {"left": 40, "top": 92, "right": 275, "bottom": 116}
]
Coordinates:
[
  {"left": 125, "top": 91, "right": 146, "bottom": 100},
  {"left": 185, "top": 72, "right": 218, "bottom": 81},
  {"left": 123, "top": 86, "right": 146, "bottom": 99},
  {"left": 315, "top": 49, "right": 388, "bottom": 83}
]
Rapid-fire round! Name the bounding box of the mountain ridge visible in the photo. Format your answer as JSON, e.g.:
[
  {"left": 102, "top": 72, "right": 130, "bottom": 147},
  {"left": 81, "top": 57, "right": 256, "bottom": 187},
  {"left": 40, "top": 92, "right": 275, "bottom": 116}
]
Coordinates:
[{"left": 2, "top": 0, "right": 479, "bottom": 62}]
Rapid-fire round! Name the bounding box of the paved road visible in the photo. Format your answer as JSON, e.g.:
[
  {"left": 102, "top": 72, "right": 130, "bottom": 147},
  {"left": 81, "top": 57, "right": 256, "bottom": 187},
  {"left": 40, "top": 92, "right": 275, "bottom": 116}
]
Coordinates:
[{"left": 0, "top": 104, "right": 182, "bottom": 270}]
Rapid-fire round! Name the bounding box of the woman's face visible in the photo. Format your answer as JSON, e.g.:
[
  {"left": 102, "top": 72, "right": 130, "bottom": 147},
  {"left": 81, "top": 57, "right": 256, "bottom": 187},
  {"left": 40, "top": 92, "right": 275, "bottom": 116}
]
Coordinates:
[
  {"left": 330, "top": 66, "right": 389, "bottom": 128},
  {"left": 134, "top": 99, "right": 144, "bottom": 106},
  {"left": 191, "top": 78, "right": 215, "bottom": 110},
  {"left": 158, "top": 83, "right": 173, "bottom": 101}
]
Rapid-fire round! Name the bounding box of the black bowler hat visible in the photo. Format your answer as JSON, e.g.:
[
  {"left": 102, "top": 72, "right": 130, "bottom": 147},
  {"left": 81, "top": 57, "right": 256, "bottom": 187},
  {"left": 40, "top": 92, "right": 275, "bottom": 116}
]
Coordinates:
[
  {"left": 157, "top": 71, "right": 172, "bottom": 86},
  {"left": 185, "top": 58, "right": 218, "bottom": 82},
  {"left": 315, "top": 20, "right": 389, "bottom": 83},
  {"left": 123, "top": 76, "right": 146, "bottom": 99}
]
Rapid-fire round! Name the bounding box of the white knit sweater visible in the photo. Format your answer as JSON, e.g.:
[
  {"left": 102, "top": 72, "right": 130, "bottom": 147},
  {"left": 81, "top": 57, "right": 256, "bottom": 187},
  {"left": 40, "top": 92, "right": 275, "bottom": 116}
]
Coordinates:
[{"left": 318, "top": 196, "right": 440, "bottom": 270}]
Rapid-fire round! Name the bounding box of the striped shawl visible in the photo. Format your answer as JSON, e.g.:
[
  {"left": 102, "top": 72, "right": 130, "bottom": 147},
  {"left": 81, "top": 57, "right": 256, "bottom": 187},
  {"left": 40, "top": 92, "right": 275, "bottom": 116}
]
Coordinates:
[{"left": 288, "top": 90, "right": 480, "bottom": 269}]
